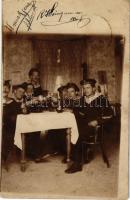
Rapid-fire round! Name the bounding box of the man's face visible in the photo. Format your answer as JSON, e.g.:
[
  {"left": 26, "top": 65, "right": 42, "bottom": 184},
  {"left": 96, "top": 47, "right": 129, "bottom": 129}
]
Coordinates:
[
  {"left": 67, "top": 87, "right": 76, "bottom": 98},
  {"left": 62, "top": 88, "right": 67, "bottom": 98},
  {"left": 30, "top": 71, "right": 40, "bottom": 84},
  {"left": 3, "top": 85, "right": 10, "bottom": 97},
  {"left": 83, "top": 83, "right": 95, "bottom": 97},
  {"left": 26, "top": 85, "right": 33, "bottom": 94},
  {"left": 14, "top": 88, "right": 25, "bottom": 100}
]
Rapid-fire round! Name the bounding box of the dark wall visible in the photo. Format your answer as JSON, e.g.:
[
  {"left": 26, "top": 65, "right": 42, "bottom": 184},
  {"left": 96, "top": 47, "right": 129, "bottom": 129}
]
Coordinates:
[
  {"left": 33, "top": 39, "right": 86, "bottom": 92},
  {"left": 4, "top": 35, "right": 123, "bottom": 103}
]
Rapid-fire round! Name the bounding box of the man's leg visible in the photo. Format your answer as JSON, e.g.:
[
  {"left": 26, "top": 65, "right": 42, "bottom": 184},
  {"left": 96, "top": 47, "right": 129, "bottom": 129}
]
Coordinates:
[
  {"left": 65, "top": 126, "right": 95, "bottom": 173},
  {"left": 65, "top": 137, "right": 83, "bottom": 173},
  {"left": 26, "top": 132, "right": 41, "bottom": 159}
]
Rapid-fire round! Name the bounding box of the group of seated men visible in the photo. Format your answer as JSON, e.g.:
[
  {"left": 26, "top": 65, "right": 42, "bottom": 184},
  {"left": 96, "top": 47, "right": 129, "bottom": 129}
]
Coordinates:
[{"left": 2, "top": 67, "right": 113, "bottom": 173}]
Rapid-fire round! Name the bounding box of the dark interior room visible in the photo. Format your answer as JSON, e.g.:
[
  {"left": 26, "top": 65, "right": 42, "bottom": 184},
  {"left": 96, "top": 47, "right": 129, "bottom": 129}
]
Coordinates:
[{"left": 1, "top": 34, "right": 124, "bottom": 198}]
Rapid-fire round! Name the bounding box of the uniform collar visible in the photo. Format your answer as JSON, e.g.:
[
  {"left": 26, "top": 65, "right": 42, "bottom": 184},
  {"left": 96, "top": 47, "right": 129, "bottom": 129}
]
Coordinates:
[
  {"left": 13, "top": 97, "right": 23, "bottom": 103},
  {"left": 33, "top": 84, "right": 41, "bottom": 88},
  {"left": 84, "top": 92, "right": 102, "bottom": 104}
]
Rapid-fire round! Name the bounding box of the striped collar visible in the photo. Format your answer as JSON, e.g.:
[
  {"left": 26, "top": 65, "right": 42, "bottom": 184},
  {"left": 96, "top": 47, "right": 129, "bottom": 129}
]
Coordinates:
[{"left": 84, "top": 92, "right": 102, "bottom": 104}]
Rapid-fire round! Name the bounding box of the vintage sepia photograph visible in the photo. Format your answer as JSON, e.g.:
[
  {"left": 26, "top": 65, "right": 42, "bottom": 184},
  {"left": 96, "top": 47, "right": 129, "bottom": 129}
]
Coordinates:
[
  {"left": 1, "top": 33, "right": 124, "bottom": 198},
  {"left": 1, "top": 0, "right": 129, "bottom": 199}
]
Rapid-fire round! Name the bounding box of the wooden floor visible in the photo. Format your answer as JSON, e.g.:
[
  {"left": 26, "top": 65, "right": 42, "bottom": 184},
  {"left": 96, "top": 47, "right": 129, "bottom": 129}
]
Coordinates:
[{"left": 1, "top": 133, "right": 120, "bottom": 199}]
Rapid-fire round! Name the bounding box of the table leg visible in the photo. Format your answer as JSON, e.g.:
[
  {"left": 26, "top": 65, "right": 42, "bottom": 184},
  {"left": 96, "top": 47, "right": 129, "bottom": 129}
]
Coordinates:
[
  {"left": 66, "top": 128, "right": 71, "bottom": 163},
  {"left": 21, "top": 133, "right": 26, "bottom": 172}
]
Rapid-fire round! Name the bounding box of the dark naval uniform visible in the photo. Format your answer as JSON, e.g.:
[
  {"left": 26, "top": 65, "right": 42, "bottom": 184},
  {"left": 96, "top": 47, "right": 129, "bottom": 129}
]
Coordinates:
[
  {"left": 2, "top": 99, "right": 23, "bottom": 162},
  {"left": 33, "top": 85, "right": 43, "bottom": 97},
  {"left": 71, "top": 93, "right": 113, "bottom": 163}
]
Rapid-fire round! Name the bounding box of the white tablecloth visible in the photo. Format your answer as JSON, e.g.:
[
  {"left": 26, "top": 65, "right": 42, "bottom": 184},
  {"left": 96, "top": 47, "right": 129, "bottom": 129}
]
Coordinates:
[{"left": 14, "top": 111, "right": 79, "bottom": 149}]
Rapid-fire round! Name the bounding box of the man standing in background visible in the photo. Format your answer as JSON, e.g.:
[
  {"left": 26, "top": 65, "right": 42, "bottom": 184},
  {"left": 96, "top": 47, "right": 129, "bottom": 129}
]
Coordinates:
[{"left": 28, "top": 68, "right": 43, "bottom": 97}]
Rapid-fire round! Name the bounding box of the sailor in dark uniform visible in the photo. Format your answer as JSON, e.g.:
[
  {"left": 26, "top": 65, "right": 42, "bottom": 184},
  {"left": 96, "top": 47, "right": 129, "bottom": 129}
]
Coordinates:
[
  {"left": 65, "top": 79, "right": 113, "bottom": 173},
  {"left": 2, "top": 83, "right": 26, "bottom": 168},
  {"left": 52, "top": 83, "right": 80, "bottom": 160},
  {"left": 35, "top": 83, "right": 81, "bottom": 162},
  {"left": 2, "top": 80, "right": 14, "bottom": 164},
  {"left": 49, "top": 83, "right": 80, "bottom": 156}
]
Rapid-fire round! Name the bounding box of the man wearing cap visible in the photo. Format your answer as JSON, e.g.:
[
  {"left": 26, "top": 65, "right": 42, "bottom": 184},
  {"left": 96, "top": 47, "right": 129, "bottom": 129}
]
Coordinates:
[{"left": 65, "top": 79, "right": 113, "bottom": 173}]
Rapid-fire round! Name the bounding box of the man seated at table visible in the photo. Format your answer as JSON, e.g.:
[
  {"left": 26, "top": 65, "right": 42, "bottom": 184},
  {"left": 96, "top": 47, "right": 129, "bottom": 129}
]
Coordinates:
[
  {"left": 23, "top": 82, "right": 44, "bottom": 113},
  {"left": 63, "top": 82, "right": 80, "bottom": 110},
  {"left": 34, "top": 85, "right": 67, "bottom": 162},
  {"left": 23, "top": 83, "right": 34, "bottom": 100},
  {"left": 20, "top": 82, "right": 43, "bottom": 159},
  {"left": 35, "top": 82, "right": 80, "bottom": 162},
  {"left": 65, "top": 79, "right": 113, "bottom": 174},
  {"left": 53, "top": 82, "right": 80, "bottom": 161},
  {"left": 2, "top": 83, "right": 26, "bottom": 169}
]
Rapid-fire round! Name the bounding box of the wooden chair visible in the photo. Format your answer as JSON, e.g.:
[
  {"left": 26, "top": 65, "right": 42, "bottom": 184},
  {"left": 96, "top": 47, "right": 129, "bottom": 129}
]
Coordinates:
[{"left": 82, "top": 116, "right": 112, "bottom": 168}]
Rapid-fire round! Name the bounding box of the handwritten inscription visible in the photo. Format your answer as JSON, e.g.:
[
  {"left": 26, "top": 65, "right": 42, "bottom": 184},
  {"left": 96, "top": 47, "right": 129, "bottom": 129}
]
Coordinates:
[
  {"left": 6, "top": 0, "right": 112, "bottom": 35},
  {"left": 9, "top": 0, "right": 37, "bottom": 34},
  {"left": 36, "top": 2, "right": 91, "bottom": 28}
]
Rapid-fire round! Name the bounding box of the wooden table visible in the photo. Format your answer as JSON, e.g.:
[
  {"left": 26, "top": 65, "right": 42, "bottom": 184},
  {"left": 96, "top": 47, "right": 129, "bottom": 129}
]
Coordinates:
[{"left": 14, "top": 112, "right": 79, "bottom": 171}]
